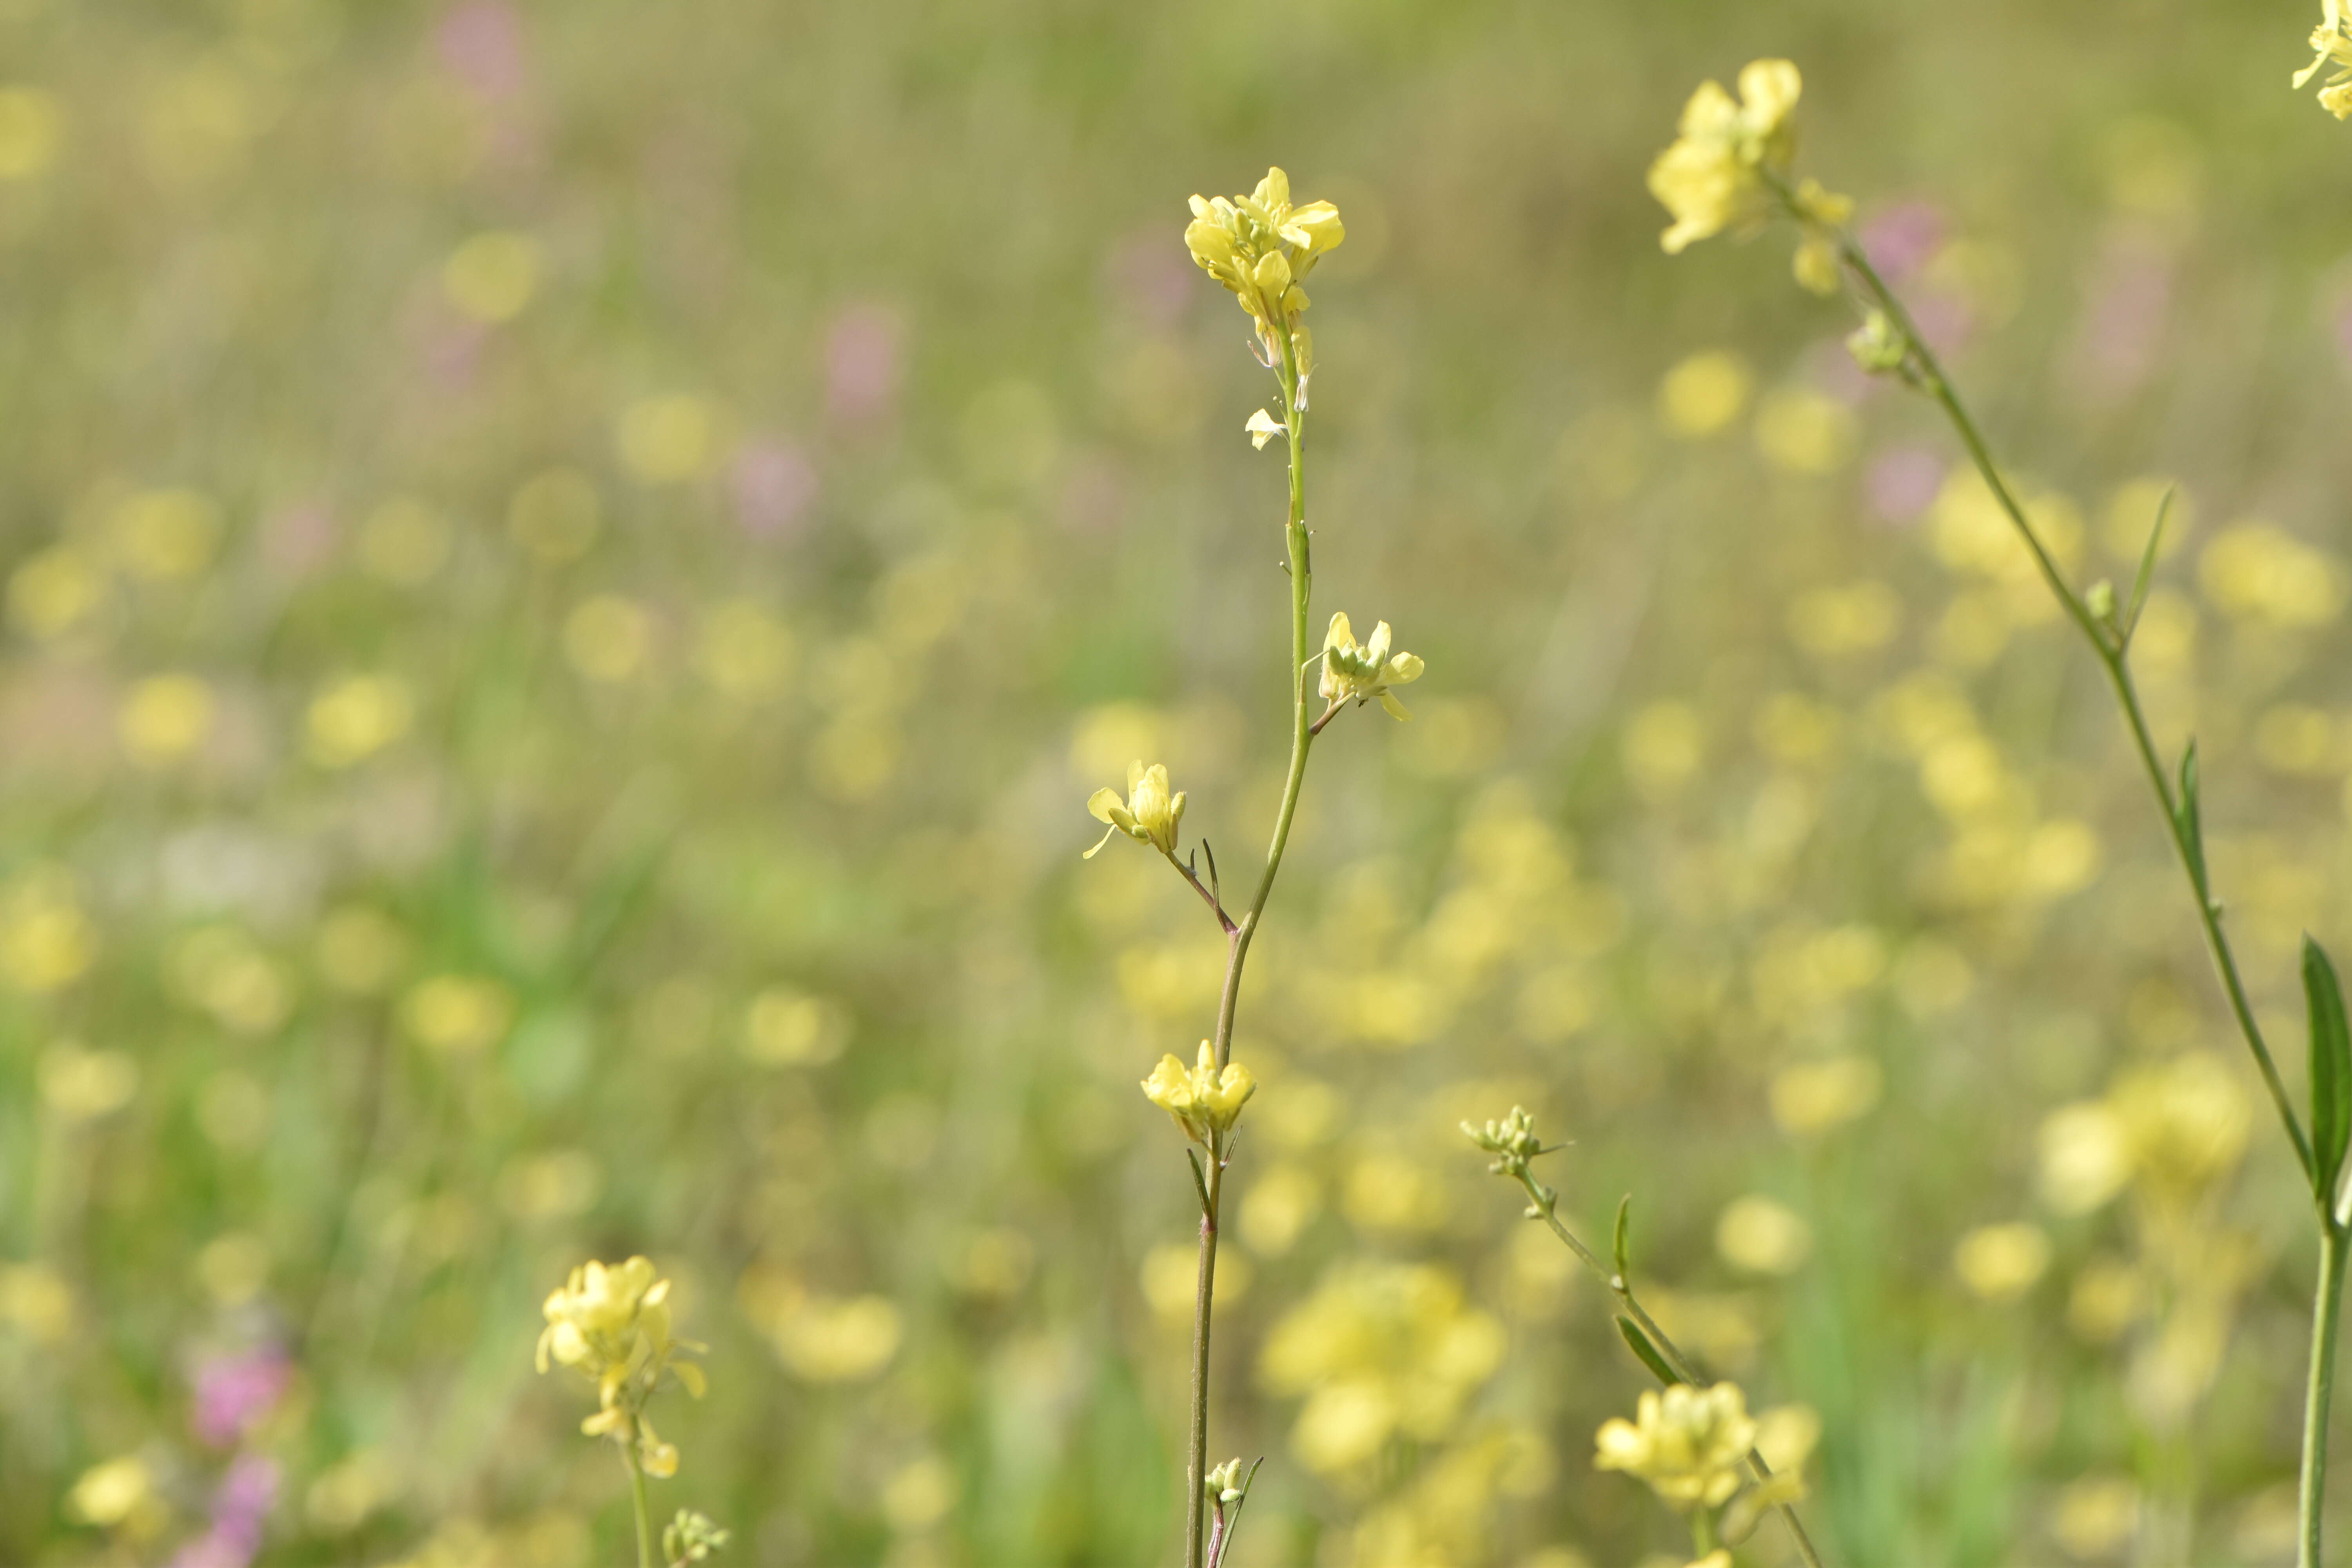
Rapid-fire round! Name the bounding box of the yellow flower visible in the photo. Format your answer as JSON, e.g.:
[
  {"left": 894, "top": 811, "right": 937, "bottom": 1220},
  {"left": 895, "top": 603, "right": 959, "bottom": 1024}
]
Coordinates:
[
  {"left": 1593, "top": 1382, "right": 1757, "bottom": 1510},
  {"left": 537, "top": 1256, "right": 708, "bottom": 1476},
  {"left": 2296, "top": 0, "right": 2352, "bottom": 118},
  {"left": 1647, "top": 60, "right": 1802, "bottom": 254},
  {"left": 1319, "top": 612, "right": 1425, "bottom": 720},
  {"left": 1245, "top": 408, "right": 1285, "bottom": 450},
  {"left": 1084, "top": 760, "right": 1186, "bottom": 858},
  {"left": 1142, "top": 1040, "right": 1256, "bottom": 1144},
  {"left": 1183, "top": 166, "right": 1344, "bottom": 347}
]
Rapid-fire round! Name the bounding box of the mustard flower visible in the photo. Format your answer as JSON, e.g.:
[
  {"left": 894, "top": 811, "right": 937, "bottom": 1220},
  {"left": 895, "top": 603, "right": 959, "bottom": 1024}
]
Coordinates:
[
  {"left": 1184, "top": 166, "right": 1345, "bottom": 367},
  {"left": 1084, "top": 760, "right": 1186, "bottom": 859},
  {"left": 1646, "top": 60, "right": 1802, "bottom": 254},
  {"left": 1318, "top": 612, "right": 1425, "bottom": 720},
  {"left": 1594, "top": 1382, "right": 1757, "bottom": 1510},
  {"left": 537, "top": 1256, "right": 707, "bottom": 1477},
  {"left": 2297, "top": 0, "right": 2352, "bottom": 118},
  {"left": 1142, "top": 1041, "right": 1256, "bottom": 1144}
]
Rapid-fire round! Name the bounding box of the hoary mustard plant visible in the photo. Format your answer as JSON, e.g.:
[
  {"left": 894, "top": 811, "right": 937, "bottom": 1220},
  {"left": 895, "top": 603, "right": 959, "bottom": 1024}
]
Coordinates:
[
  {"left": 1465, "top": 1109, "right": 1825, "bottom": 1565},
  {"left": 1084, "top": 164, "right": 1424, "bottom": 1568},
  {"left": 535, "top": 1257, "right": 722, "bottom": 1568},
  {"left": 1650, "top": 53, "right": 2352, "bottom": 1568}
]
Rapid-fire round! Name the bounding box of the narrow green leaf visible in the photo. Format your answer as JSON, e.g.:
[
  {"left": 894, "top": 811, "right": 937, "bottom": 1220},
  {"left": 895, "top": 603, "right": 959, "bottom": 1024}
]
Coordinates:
[
  {"left": 2176, "top": 741, "right": 2206, "bottom": 891},
  {"left": 2306, "top": 938, "right": 2352, "bottom": 1209},
  {"left": 1612, "top": 1194, "right": 1632, "bottom": 1282},
  {"left": 2121, "top": 486, "right": 2174, "bottom": 645},
  {"left": 1616, "top": 1315, "right": 1682, "bottom": 1387}
]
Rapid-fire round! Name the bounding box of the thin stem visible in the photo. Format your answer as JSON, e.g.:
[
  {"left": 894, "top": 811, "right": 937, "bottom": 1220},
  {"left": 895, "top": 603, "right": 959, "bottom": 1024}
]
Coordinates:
[
  {"left": 1184, "top": 1149, "right": 1224, "bottom": 1568},
  {"left": 2305, "top": 1222, "right": 2348, "bottom": 1568},
  {"left": 1514, "top": 1172, "right": 1826, "bottom": 1568},
  {"left": 1163, "top": 847, "right": 1238, "bottom": 934},
  {"left": 1187, "top": 322, "right": 1318, "bottom": 1568},
  {"left": 624, "top": 1441, "right": 655, "bottom": 1568}
]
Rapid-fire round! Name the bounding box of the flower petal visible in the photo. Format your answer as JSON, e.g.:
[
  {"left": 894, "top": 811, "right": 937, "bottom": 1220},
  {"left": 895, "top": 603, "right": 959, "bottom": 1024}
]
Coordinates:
[
  {"left": 1379, "top": 691, "right": 1413, "bottom": 721},
  {"left": 1324, "top": 611, "right": 1353, "bottom": 654},
  {"left": 1083, "top": 825, "right": 1120, "bottom": 859},
  {"left": 1086, "top": 787, "right": 1123, "bottom": 824}
]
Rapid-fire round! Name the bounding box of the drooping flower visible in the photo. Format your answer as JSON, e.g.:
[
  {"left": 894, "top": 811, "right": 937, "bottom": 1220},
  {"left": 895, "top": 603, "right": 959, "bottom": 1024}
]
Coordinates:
[
  {"left": 1594, "top": 1382, "right": 1757, "bottom": 1510},
  {"left": 1084, "top": 760, "right": 1186, "bottom": 858},
  {"left": 1142, "top": 1041, "right": 1256, "bottom": 1144},
  {"left": 1319, "top": 612, "right": 1425, "bottom": 720},
  {"left": 2296, "top": 0, "right": 2352, "bottom": 118}
]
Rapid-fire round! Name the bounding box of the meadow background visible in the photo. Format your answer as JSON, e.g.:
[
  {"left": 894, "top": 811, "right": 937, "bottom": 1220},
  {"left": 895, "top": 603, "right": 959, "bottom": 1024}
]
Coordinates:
[{"left": 3, "top": 0, "right": 2350, "bottom": 1563}]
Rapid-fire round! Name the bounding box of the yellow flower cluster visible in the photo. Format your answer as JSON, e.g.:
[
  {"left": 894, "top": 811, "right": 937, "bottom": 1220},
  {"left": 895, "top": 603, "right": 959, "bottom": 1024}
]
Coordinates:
[
  {"left": 1140, "top": 1041, "right": 1255, "bottom": 1145},
  {"left": 1593, "top": 1381, "right": 1756, "bottom": 1510},
  {"left": 2296, "top": 0, "right": 2352, "bottom": 118},
  {"left": 1648, "top": 60, "right": 1853, "bottom": 294},
  {"left": 1183, "top": 167, "right": 1345, "bottom": 370},
  {"left": 535, "top": 1256, "right": 707, "bottom": 1477},
  {"left": 1319, "top": 613, "right": 1425, "bottom": 721},
  {"left": 1084, "top": 760, "right": 1186, "bottom": 859}
]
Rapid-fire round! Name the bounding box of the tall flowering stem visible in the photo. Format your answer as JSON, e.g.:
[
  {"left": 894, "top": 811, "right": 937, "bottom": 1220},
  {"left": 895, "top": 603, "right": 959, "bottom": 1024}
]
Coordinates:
[
  {"left": 1646, "top": 56, "right": 2352, "bottom": 1568},
  {"left": 1090, "top": 166, "right": 1419, "bottom": 1568}
]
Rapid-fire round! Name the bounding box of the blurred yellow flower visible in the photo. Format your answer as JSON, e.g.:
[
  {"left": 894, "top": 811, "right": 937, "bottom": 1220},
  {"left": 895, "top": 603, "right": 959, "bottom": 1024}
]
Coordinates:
[
  {"left": 0, "top": 1261, "right": 74, "bottom": 1345},
  {"left": 767, "top": 1292, "right": 902, "bottom": 1383},
  {"left": 741, "top": 985, "right": 849, "bottom": 1066},
  {"left": 401, "top": 974, "right": 515, "bottom": 1054},
  {"left": 0, "top": 87, "right": 60, "bottom": 179},
  {"left": 306, "top": 674, "right": 414, "bottom": 767},
  {"left": 1245, "top": 408, "right": 1285, "bottom": 449},
  {"left": 1647, "top": 60, "right": 1801, "bottom": 254},
  {"left": 882, "top": 1455, "right": 959, "bottom": 1534},
  {"left": 0, "top": 867, "right": 97, "bottom": 994},
  {"left": 196, "top": 1231, "right": 270, "bottom": 1306},
  {"left": 1624, "top": 701, "right": 1705, "bottom": 796},
  {"left": 564, "top": 594, "right": 652, "bottom": 682},
  {"left": 359, "top": 498, "right": 453, "bottom": 586},
  {"left": 1657, "top": 350, "right": 1750, "bottom": 437},
  {"left": 1141, "top": 1041, "right": 1255, "bottom": 1144},
  {"left": 1593, "top": 1382, "right": 1757, "bottom": 1509},
  {"left": 1755, "top": 387, "right": 1858, "bottom": 475},
  {"left": 696, "top": 600, "right": 796, "bottom": 702},
  {"left": 1084, "top": 759, "right": 1185, "bottom": 858},
  {"left": 1786, "top": 579, "right": 1897, "bottom": 654},
  {"left": 1319, "top": 612, "right": 1425, "bottom": 720},
  {"left": 110, "top": 489, "right": 223, "bottom": 581},
  {"left": 508, "top": 468, "right": 603, "bottom": 563},
  {"left": 443, "top": 230, "right": 543, "bottom": 323},
  {"left": 118, "top": 673, "right": 216, "bottom": 766},
  {"left": 1141, "top": 1241, "right": 1250, "bottom": 1318},
  {"left": 7, "top": 545, "right": 105, "bottom": 640},
  {"left": 1768, "top": 1054, "right": 1882, "bottom": 1135},
  {"left": 69, "top": 1455, "right": 153, "bottom": 1528},
  {"left": 1953, "top": 1221, "right": 2050, "bottom": 1302},
  {"left": 2295, "top": 0, "right": 2352, "bottom": 118},
  {"left": 315, "top": 906, "right": 409, "bottom": 995},
  {"left": 1715, "top": 1195, "right": 1813, "bottom": 1276},
  {"left": 618, "top": 393, "right": 725, "bottom": 483},
  {"left": 2199, "top": 521, "right": 2344, "bottom": 628},
  {"left": 2053, "top": 1474, "right": 2141, "bottom": 1559},
  {"left": 39, "top": 1042, "right": 138, "bottom": 1123}
]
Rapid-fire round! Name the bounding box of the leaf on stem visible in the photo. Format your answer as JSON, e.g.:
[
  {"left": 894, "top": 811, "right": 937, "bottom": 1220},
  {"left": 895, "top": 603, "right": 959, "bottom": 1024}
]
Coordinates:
[
  {"left": 2122, "top": 486, "right": 2174, "bottom": 646},
  {"left": 1612, "top": 1194, "right": 1633, "bottom": 1283},
  {"left": 2306, "top": 937, "right": 2352, "bottom": 1211},
  {"left": 1616, "top": 1314, "right": 1682, "bottom": 1387},
  {"left": 2176, "top": 742, "right": 2207, "bottom": 893}
]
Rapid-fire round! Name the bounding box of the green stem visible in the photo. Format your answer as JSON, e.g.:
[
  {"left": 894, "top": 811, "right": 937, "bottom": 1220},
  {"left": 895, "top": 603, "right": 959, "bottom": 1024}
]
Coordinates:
[
  {"left": 625, "top": 1441, "right": 655, "bottom": 1568},
  {"left": 1184, "top": 1150, "right": 1225, "bottom": 1568},
  {"left": 1809, "top": 204, "right": 2339, "bottom": 1566},
  {"left": 2305, "top": 1222, "right": 2348, "bottom": 1568},
  {"left": 1189, "top": 323, "right": 1317, "bottom": 1568},
  {"left": 1515, "top": 1173, "right": 1827, "bottom": 1568}
]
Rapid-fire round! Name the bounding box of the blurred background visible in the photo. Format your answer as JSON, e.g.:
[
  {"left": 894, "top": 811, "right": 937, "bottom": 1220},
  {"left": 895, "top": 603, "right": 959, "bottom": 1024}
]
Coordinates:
[{"left": 2, "top": 0, "right": 2350, "bottom": 1563}]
